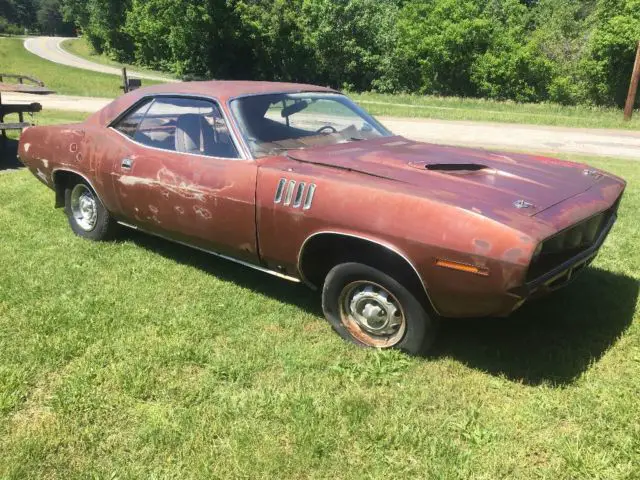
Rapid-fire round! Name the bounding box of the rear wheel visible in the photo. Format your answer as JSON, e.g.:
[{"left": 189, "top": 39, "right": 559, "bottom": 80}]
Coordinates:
[
  {"left": 64, "top": 179, "right": 117, "bottom": 240},
  {"left": 322, "top": 262, "right": 437, "bottom": 355}
]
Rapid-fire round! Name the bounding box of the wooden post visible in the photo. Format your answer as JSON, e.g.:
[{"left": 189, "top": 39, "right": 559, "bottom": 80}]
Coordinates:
[
  {"left": 121, "top": 67, "right": 129, "bottom": 94},
  {"left": 624, "top": 41, "right": 640, "bottom": 121}
]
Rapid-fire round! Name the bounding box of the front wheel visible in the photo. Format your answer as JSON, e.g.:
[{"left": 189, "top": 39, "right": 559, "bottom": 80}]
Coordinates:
[{"left": 322, "top": 262, "right": 438, "bottom": 355}]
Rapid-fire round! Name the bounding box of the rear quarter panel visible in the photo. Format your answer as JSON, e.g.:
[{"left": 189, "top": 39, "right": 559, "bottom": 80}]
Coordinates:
[{"left": 18, "top": 124, "right": 89, "bottom": 191}]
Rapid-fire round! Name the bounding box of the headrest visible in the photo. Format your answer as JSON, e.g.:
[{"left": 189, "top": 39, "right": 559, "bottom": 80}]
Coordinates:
[{"left": 175, "top": 114, "right": 215, "bottom": 154}]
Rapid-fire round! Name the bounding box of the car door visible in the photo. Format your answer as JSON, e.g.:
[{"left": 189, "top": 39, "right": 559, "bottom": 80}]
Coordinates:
[{"left": 108, "top": 95, "right": 258, "bottom": 263}]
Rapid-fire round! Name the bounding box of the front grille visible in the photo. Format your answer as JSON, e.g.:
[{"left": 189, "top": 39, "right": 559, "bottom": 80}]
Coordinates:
[{"left": 526, "top": 202, "right": 618, "bottom": 282}]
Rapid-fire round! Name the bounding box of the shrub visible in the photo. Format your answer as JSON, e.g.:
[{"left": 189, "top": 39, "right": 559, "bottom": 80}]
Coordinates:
[{"left": 55, "top": 0, "right": 640, "bottom": 107}]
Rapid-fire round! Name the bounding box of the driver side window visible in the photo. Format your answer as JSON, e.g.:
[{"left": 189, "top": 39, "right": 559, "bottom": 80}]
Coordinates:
[{"left": 113, "top": 96, "right": 240, "bottom": 159}]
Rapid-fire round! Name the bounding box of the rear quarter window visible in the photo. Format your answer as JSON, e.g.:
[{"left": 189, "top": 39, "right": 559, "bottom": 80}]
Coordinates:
[{"left": 113, "top": 99, "right": 153, "bottom": 138}]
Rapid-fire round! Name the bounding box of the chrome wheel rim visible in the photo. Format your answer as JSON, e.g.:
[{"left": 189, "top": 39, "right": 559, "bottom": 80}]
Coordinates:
[
  {"left": 70, "top": 184, "right": 98, "bottom": 231},
  {"left": 339, "top": 281, "right": 406, "bottom": 347}
]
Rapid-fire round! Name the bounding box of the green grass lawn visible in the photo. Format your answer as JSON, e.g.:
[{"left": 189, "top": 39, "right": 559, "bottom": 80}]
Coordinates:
[
  {"left": 352, "top": 92, "right": 640, "bottom": 131},
  {"left": 0, "top": 136, "right": 638, "bottom": 477},
  {"left": 24, "top": 109, "right": 88, "bottom": 126},
  {"left": 60, "top": 37, "right": 177, "bottom": 81},
  {"left": 0, "top": 37, "right": 159, "bottom": 98},
  {"left": 1, "top": 110, "right": 89, "bottom": 142}
]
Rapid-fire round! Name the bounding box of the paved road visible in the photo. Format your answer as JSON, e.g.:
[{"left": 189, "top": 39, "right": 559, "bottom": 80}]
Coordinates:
[
  {"left": 23, "top": 37, "right": 176, "bottom": 82},
  {"left": 6, "top": 92, "right": 640, "bottom": 160}
]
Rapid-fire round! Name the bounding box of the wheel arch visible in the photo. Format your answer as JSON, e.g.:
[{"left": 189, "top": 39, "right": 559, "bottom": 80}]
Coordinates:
[
  {"left": 297, "top": 231, "right": 439, "bottom": 315},
  {"left": 51, "top": 169, "right": 101, "bottom": 208}
]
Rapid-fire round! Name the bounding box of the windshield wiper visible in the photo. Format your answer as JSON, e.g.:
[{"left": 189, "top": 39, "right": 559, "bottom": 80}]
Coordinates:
[{"left": 268, "top": 146, "right": 304, "bottom": 154}]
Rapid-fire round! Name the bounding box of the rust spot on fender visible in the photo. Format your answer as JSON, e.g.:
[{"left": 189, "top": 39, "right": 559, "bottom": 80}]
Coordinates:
[{"left": 194, "top": 205, "right": 212, "bottom": 220}]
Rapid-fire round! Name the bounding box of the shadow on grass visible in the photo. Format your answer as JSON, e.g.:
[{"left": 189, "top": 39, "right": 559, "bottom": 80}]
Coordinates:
[
  {"left": 0, "top": 138, "right": 22, "bottom": 172},
  {"left": 121, "top": 229, "right": 323, "bottom": 317},
  {"left": 430, "top": 268, "right": 638, "bottom": 386},
  {"left": 122, "top": 229, "right": 637, "bottom": 386}
]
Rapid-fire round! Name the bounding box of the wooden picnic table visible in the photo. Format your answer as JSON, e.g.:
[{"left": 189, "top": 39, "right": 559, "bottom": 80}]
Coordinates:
[
  {"left": 0, "top": 91, "right": 42, "bottom": 143},
  {"left": 0, "top": 74, "right": 50, "bottom": 144}
]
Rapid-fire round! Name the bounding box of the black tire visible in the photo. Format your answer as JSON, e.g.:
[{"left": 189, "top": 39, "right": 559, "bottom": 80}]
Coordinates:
[
  {"left": 322, "top": 262, "right": 438, "bottom": 355},
  {"left": 64, "top": 178, "right": 118, "bottom": 241}
]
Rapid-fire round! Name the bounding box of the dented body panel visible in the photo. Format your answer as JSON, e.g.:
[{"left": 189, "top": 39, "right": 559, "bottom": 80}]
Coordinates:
[{"left": 17, "top": 81, "right": 626, "bottom": 319}]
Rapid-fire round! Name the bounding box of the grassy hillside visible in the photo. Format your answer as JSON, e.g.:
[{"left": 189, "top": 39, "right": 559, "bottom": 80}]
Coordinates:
[
  {"left": 352, "top": 92, "right": 640, "bottom": 131},
  {"left": 0, "top": 152, "right": 638, "bottom": 478},
  {"left": 0, "top": 37, "right": 155, "bottom": 98},
  {"left": 61, "top": 38, "right": 176, "bottom": 81}
]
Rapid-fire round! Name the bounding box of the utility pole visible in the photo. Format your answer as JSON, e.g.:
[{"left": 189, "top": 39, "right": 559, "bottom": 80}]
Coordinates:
[{"left": 623, "top": 41, "right": 640, "bottom": 121}]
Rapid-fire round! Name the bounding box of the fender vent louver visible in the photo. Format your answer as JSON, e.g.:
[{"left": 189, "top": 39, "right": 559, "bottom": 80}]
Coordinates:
[
  {"left": 274, "top": 178, "right": 317, "bottom": 210},
  {"left": 293, "top": 182, "right": 306, "bottom": 208},
  {"left": 274, "top": 178, "right": 287, "bottom": 203},
  {"left": 303, "top": 184, "right": 316, "bottom": 210},
  {"left": 283, "top": 180, "right": 296, "bottom": 206}
]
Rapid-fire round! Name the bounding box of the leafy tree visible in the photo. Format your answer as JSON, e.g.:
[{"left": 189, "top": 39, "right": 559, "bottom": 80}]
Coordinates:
[
  {"left": 59, "top": 0, "right": 88, "bottom": 30},
  {"left": 37, "top": 0, "right": 73, "bottom": 35},
  {"left": 392, "top": 0, "right": 494, "bottom": 96},
  {"left": 233, "top": 0, "right": 400, "bottom": 90},
  {"left": 55, "top": 0, "right": 640, "bottom": 107},
  {"left": 124, "top": 0, "right": 252, "bottom": 78},
  {"left": 13, "top": 0, "right": 37, "bottom": 28},
  {"left": 234, "top": 0, "right": 315, "bottom": 83},
  {"left": 0, "top": 0, "right": 15, "bottom": 21},
  {"left": 471, "top": 0, "right": 554, "bottom": 102},
  {"left": 60, "top": 0, "right": 132, "bottom": 58},
  {"left": 527, "top": 0, "right": 593, "bottom": 104},
  {"left": 583, "top": 0, "right": 640, "bottom": 106},
  {"left": 301, "top": 0, "right": 400, "bottom": 90}
]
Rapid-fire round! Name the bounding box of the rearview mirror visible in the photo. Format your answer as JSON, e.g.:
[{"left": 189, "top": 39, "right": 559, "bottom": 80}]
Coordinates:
[{"left": 281, "top": 100, "right": 309, "bottom": 118}]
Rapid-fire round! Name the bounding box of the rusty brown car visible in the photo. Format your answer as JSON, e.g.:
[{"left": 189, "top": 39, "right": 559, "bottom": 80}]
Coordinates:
[{"left": 18, "top": 81, "right": 626, "bottom": 354}]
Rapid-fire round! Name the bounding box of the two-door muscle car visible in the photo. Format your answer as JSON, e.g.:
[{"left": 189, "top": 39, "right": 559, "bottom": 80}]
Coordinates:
[{"left": 18, "top": 81, "right": 626, "bottom": 354}]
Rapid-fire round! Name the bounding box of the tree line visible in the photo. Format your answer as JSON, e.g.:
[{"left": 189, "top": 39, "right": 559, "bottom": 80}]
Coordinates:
[
  {"left": 3, "top": 0, "right": 640, "bottom": 108},
  {"left": 0, "top": 0, "right": 73, "bottom": 35}
]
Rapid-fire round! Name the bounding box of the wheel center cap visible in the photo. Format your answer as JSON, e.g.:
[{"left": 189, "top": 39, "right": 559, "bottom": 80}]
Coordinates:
[
  {"left": 351, "top": 296, "right": 392, "bottom": 333},
  {"left": 340, "top": 281, "right": 406, "bottom": 346},
  {"left": 361, "top": 302, "right": 387, "bottom": 329},
  {"left": 80, "top": 196, "right": 95, "bottom": 215}
]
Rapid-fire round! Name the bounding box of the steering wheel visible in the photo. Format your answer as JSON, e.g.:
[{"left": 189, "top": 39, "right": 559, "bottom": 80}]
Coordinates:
[{"left": 316, "top": 125, "right": 338, "bottom": 134}]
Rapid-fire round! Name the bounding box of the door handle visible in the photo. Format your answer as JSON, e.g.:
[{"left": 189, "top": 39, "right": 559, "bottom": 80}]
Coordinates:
[{"left": 121, "top": 158, "right": 133, "bottom": 169}]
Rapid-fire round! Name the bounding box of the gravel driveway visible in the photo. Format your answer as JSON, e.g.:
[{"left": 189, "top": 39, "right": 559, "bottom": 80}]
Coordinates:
[{"left": 6, "top": 93, "right": 640, "bottom": 161}]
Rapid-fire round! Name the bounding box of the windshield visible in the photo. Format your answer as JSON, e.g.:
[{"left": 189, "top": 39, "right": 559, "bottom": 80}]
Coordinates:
[{"left": 229, "top": 92, "right": 391, "bottom": 158}]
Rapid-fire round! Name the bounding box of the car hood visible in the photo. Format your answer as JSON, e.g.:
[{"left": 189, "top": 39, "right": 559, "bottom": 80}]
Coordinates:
[{"left": 286, "top": 136, "right": 602, "bottom": 218}]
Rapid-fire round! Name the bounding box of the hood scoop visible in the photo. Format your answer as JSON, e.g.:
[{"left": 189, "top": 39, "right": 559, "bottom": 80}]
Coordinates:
[{"left": 409, "top": 161, "right": 490, "bottom": 173}]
